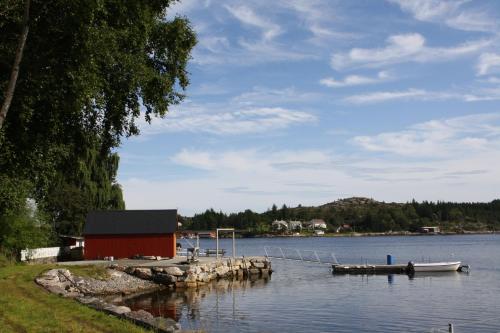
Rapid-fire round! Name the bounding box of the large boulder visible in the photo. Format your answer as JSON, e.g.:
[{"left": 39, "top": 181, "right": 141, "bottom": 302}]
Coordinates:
[
  {"left": 134, "top": 268, "right": 153, "bottom": 280},
  {"left": 153, "top": 273, "right": 177, "bottom": 285},
  {"left": 164, "top": 267, "right": 184, "bottom": 277}
]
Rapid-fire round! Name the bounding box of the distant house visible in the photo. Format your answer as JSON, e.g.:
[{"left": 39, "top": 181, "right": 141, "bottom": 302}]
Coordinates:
[
  {"left": 420, "top": 226, "right": 440, "bottom": 234},
  {"left": 336, "top": 224, "right": 352, "bottom": 233},
  {"left": 83, "top": 210, "right": 178, "bottom": 260},
  {"left": 305, "top": 219, "right": 327, "bottom": 230},
  {"left": 288, "top": 220, "right": 302, "bottom": 231},
  {"left": 272, "top": 220, "right": 289, "bottom": 231}
]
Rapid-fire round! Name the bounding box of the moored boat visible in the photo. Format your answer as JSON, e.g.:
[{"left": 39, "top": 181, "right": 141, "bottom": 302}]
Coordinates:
[{"left": 410, "top": 261, "right": 461, "bottom": 272}]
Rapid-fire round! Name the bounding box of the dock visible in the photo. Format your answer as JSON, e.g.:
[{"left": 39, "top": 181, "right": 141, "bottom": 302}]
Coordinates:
[{"left": 332, "top": 263, "right": 411, "bottom": 274}]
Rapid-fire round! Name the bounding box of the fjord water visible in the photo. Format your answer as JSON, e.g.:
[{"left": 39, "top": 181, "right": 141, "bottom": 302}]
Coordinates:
[{"left": 123, "top": 235, "right": 500, "bottom": 332}]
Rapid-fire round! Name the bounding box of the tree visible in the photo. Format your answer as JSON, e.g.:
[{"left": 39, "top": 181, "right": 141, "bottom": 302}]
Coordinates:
[
  {"left": 0, "top": 1, "right": 196, "bottom": 233},
  {"left": 0, "top": 0, "right": 29, "bottom": 129}
]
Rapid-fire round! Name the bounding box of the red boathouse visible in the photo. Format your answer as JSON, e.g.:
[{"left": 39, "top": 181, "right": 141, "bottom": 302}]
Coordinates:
[{"left": 83, "top": 210, "right": 177, "bottom": 260}]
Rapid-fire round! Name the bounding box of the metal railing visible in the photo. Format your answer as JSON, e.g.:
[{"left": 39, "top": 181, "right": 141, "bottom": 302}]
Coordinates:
[{"left": 264, "top": 246, "right": 339, "bottom": 265}]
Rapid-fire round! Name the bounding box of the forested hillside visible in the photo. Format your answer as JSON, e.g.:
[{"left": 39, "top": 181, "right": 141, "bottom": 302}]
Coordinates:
[{"left": 181, "top": 197, "right": 500, "bottom": 235}]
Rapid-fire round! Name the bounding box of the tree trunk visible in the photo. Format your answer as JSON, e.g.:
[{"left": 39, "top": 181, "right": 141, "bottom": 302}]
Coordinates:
[{"left": 0, "top": 0, "right": 30, "bottom": 130}]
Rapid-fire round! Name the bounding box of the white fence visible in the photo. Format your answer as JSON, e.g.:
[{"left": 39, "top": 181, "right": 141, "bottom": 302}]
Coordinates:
[{"left": 20, "top": 247, "right": 62, "bottom": 261}]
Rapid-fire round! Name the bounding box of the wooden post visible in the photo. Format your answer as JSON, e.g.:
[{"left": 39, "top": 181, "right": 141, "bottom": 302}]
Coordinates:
[{"left": 232, "top": 230, "right": 235, "bottom": 258}]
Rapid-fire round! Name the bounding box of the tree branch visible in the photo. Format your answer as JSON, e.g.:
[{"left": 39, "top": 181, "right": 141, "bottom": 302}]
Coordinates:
[{"left": 0, "top": 0, "right": 30, "bottom": 130}]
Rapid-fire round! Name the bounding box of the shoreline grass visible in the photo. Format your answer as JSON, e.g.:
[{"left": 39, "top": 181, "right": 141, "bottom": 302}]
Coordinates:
[{"left": 0, "top": 263, "right": 149, "bottom": 333}]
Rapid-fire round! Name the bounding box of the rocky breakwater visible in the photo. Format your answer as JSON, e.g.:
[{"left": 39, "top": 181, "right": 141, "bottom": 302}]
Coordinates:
[
  {"left": 117, "top": 256, "right": 272, "bottom": 289},
  {"left": 35, "top": 268, "right": 177, "bottom": 332}
]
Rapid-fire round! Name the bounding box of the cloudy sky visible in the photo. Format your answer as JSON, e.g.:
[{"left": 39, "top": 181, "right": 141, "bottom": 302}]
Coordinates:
[{"left": 118, "top": 0, "right": 500, "bottom": 215}]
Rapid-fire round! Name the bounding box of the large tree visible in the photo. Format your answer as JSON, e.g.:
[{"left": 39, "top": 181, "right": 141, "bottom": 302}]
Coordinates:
[{"left": 0, "top": 0, "right": 196, "bottom": 235}]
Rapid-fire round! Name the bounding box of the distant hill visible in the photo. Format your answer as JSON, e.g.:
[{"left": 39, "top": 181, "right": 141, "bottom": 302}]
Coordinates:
[{"left": 180, "top": 198, "right": 500, "bottom": 235}]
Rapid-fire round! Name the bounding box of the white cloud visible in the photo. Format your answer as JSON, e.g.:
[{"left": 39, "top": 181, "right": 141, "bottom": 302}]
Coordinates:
[
  {"left": 387, "top": 0, "right": 460, "bottom": 21},
  {"left": 445, "top": 11, "right": 498, "bottom": 33},
  {"left": 232, "top": 87, "right": 321, "bottom": 105},
  {"left": 477, "top": 53, "right": 500, "bottom": 76},
  {"left": 225, "top": 5, "right": 283, "bottom": 41},
  {"left": 344, "top": 87, "right": 500, "bottom": 104},
  {"left": 172, "top": 149, "right": 332, "bottom": 172},
  {"left": 387, "top": 0, "right": 498, "bottom": 32},
  {"left": 331, "top": 33, "right": 490, "bottom": 69},
  {"left": 320, "top": 71, "right": 390, "bottom": 88},
  {"left": 344, "top": 88, "right": 452, "bottom": 104},
  {"left": 139, "top": 106, "right": 316, "bottom": 136},
  {"left": 122, "top": 127, "right": 500, "bottom": 214},
  {"left": 278, "top": 0, "right": 358, "bottom": 43},
  {"left": 353, "top": 113, "right": 500, "bottom": 157}
]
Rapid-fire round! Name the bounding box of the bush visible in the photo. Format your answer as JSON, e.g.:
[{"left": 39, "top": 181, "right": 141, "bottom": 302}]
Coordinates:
[{"left": 0, "top": 203, "right": 57, "bottom": 260}]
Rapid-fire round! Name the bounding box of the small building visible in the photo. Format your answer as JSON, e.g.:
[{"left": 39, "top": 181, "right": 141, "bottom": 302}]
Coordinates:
[
  {"left": 305, "top": 219, "right": 327, "bottom": 230},
  {"left": 288, "top": 220, "right": 302, "bottom": 231},
  {"left": 420, "top": 226, "right": 440, "bottom": 234},
  {"left": 272, "top": 220, "right": 289, "bottom": 231},
  {"left": 336, "top": 224, "right": 352, "bottom": 233},
  {"left": 83, "top": 210, "right": 177, "bottom": 260}
]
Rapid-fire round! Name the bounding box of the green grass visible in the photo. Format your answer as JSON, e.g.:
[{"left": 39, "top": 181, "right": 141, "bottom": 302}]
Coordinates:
[
  {"left": 58, "top": 264, "right": 111, "bottom": 280},
  {"left": 0, "top": 263, "right": 149, "bottom": 333}
]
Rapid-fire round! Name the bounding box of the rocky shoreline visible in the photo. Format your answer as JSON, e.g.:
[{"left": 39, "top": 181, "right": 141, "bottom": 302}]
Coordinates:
[{"left": 35, "top": 257, "right": 271, "bottom": 332}]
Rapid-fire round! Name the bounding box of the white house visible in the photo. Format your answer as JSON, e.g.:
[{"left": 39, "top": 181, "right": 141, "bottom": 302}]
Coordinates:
[
  {"left": 288, "top": 220, "right": 302, "bottom": 231},
  {"left": 272, "top": 220, "right": 289, "bottom": 231},
  {"left": 306, "top": 219, "right": 327, "bottom": 230}
]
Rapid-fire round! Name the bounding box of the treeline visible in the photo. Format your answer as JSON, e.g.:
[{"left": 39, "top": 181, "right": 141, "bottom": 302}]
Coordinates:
[
  {"left": 0, "top": 0, "right": 196, "bottom": 257},
  {"left": 181, "top": 199, "right": 500, "bottom": 234}
]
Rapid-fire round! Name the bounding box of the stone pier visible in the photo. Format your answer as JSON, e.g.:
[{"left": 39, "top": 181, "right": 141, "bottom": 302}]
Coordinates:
[{"left": 112, "top": 256, "right": 272, "bottom": 289}]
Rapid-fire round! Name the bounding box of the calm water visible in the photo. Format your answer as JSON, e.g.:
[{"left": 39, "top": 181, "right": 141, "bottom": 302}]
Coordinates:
[{"left": 120, "top": 235, "right": 500, "bottom": 332}]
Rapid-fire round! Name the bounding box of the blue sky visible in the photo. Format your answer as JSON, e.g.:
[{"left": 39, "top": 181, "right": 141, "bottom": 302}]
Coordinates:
[{"left": 118, "top": 0, "right": 500, "bottom": 216}]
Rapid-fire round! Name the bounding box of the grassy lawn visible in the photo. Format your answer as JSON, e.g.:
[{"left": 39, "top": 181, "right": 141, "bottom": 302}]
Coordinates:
[{"left": 0, "top": 263, "right": 149, "bottom": 333}]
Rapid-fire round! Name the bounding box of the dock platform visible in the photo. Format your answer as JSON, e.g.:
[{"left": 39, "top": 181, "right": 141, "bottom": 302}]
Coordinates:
[{"left": 332, "top": 263, "right": 411, "bottom": 274}]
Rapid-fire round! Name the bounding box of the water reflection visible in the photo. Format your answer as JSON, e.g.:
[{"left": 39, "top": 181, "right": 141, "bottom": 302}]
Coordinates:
[
  {"left": 113, "top": 275, "right": 271, "bottom": 322},
  {"left": 408, "top": 271, "right": 462, "bottom": 280}
]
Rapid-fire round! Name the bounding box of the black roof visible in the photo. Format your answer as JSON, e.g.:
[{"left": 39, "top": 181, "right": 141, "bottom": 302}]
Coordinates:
[{"left": 83, "top": 210, "right": 177, "bottom": 235}]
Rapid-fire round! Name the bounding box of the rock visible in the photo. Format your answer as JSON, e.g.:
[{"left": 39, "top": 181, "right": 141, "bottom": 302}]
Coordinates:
[
  {"left": 164, "top": 267, "right": 184, "bottom": 277},
  {"left": 249, "top": 268, "right": 260, "bottom": 275},
  {"left": 175, "top": 281, "right": 185, "bottom": 288},
  {"left": 110, "top": 264, "right": 127, "bottom": 272},
  {"left": 103, "top": 304, "right": 131, "bottom": 315},
  {"left": 125, "top": 267, "right": 136, "bottom": 275},
  {"left": 252, "top": 262, "right": 265, "bottom": 268},
  {"left": 151, "top": 267, "right": 164, "bottom": 274},
  {"left": 184, "top": 274, "right": 197, "bottom": 283},
  {"left": 153, "top": 273, "right": 176, "bottom": 285},
  {"left": 215, "top": 266, "right": 229, "bottom": 277},
  {"left": 126, "top": 309, "right": 154, "bottom": 323},
  {"left": 152, "top": 317, "right": 180, "bottom": 332},
  {"left": 197, "top": 272, "right": 211, "bottom": 283},
  {"left": 261, "top": 269, "right": 270, "bottom": 277},
  {"left": 76, "top": 296, "right": 100, "bottom": 305},
  {"left": 134, "top": 268, "right": 153, "bottom": 280},
  {"left": 46, "top": 285, "right": 67, "bottom": 296}
]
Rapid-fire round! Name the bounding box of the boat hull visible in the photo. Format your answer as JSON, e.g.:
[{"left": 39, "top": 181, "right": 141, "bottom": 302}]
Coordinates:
[{"left": 411, "top": 261, "right": 461, "bottom": 272}]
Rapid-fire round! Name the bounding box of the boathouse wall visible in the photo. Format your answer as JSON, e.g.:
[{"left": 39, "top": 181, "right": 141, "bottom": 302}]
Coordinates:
[{"left": 84, "top": 234, "right": 176, "bottom": 260}]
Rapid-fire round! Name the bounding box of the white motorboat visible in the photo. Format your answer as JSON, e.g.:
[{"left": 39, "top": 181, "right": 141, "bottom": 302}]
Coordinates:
[{"left": 410, "top": 261, "right": 461, "bottom": 272}]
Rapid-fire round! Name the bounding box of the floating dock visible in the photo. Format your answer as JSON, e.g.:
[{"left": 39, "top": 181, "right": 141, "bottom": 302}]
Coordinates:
[
  {"left": 332, "top": 263, "right": 411, "bottom": 274},
  {"left": 332, "top": 263, "right": 470, "bottom": 275}
]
